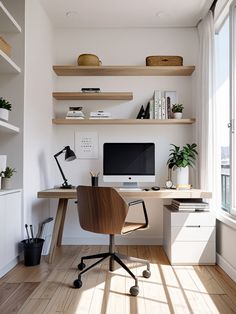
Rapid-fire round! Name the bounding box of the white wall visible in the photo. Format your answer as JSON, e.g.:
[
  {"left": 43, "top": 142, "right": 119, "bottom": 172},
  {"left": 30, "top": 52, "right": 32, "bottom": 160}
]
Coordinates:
[
  {"left": 52, "top": 27, "right": 199, "bottom": 244},
  {"left": 216, "top": 220, "right": 236, "bottom": 281},
  {"left": 24, "top": 0, "right": 54, "bottom": 226}
]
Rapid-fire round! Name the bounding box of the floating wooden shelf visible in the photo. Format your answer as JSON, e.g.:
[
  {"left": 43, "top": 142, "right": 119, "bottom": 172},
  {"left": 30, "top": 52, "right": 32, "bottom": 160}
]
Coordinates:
[
  {"left": 53, "top": 65, "right": 195, "bottom": 77},
  {"left": 52, "top": 118, "right": 196, "bottom": 125},
  {"left": 53, "top": 92, "right": 133, "bottom": 100},
  {"left": 0, "top": 49, "right": 21, "bottom": 73},
  {"left": 0, "top": 120, "right": 19, "bottom": 133},
  {"left": 0, "top": 1, "right": 21, "bottom": 32}
]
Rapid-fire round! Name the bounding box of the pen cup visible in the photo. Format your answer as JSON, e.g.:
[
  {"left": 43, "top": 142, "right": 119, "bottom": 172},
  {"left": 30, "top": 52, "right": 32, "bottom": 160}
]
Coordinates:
[{"left": 91, "top": 176, "right": 98, "bottom": 187}]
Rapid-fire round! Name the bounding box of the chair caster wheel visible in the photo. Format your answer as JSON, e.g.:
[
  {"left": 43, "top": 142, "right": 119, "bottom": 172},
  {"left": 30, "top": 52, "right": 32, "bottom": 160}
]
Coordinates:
[
  {"left": 130, "top": 285, "right": 139, "bottom": 296},
  {"left": 78, "top": 262, "right": 86, "bottom": 270},
  {"left": 73, "top": 278, "right": 82, "bottom": 288},
  {"left": 142, "top": 269, "right": 151, "bottom": 278}
]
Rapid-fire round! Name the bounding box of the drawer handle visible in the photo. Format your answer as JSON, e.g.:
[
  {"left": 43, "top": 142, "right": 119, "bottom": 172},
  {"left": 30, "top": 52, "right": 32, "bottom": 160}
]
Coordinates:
[{"left": 186, "top": 225, "right": 201, "bottom": 228}]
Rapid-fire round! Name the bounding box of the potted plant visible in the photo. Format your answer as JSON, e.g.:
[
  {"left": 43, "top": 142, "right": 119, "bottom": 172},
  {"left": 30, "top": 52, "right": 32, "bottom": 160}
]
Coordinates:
[
  {"left": 1, "top": 166, "right": 16, "bottom": 189},
  {"left": 167, "top": 143, "right": 198, "bottom": 187},
  {"left": 0, "top": 97, "right": 12, "bottom": 121},
  {"left": 172, "top": 104, "right": 184, "bottom": 119}
]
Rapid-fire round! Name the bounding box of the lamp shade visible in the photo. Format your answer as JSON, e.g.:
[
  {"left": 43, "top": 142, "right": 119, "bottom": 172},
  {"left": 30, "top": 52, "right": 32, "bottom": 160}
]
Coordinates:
[{"left": 64, "top": 146, "right": 76, "bottom": 161}]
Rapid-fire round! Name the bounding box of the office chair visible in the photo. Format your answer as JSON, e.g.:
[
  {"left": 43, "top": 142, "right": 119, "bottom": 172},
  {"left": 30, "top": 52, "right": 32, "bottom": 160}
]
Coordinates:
[{"left": 73, "top": 185, "right": 151, "bottom": 296}]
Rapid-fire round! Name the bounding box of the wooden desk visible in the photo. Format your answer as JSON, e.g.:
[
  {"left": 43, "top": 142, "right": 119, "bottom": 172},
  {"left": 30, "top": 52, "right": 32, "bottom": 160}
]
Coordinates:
[{"left": 38, "top": 188, "right": 212, "bottom": 263}]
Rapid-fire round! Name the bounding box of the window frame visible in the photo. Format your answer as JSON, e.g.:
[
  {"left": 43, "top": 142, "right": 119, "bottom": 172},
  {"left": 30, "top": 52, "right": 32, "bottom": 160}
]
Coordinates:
[{"left": 215, "top": 0, "right": 236, "bottom": 217}]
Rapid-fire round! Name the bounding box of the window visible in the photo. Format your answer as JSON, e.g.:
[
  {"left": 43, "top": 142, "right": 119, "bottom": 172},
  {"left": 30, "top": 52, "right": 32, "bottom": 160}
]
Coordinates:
[
  {"left": 215, "top": 17, "right": 230, "bottom": 213},
  {"left": 215, "top": 1, "right": 236, "bottom": 216}
]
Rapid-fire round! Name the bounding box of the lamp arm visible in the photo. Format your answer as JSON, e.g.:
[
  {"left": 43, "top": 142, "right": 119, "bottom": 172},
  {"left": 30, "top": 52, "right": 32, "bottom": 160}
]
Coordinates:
[
  {"left": 54, "top": 148, "right": 65, "bottom": 158},
  {"left": 54, "top": 155, "right": 68, "bottom": 187}
]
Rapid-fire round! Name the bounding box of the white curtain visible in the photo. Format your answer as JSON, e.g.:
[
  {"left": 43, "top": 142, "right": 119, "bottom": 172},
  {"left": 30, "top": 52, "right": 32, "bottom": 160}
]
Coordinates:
[
  {"left": 197, "top": 11, "right": 219, "bottom": 205},
  {"left": 229, "top": 0, "right": 236, "bottom": 214}
]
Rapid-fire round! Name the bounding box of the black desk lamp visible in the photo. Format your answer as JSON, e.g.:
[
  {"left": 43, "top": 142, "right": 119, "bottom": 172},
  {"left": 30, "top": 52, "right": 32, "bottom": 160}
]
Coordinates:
[{"left": 54, "top": 146, "right": 76, "bottom": 189}]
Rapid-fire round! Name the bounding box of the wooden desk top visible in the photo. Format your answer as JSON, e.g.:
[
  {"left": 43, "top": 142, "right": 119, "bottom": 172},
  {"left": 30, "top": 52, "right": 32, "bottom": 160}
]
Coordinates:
[{"left": 37, "top": 188, "right": 212, "bottom": 199}]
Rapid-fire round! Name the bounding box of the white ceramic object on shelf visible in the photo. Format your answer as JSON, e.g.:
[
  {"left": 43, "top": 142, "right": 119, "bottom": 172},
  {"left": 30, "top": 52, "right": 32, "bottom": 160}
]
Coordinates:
[
  {"left": 0, "top": 155, "right": 7, "bottom": 172},
  {"left": 0, "top": 108, "right": 9, "bottom": 121},
  {"left": 173, "top": 112, "right": 183, "bottom": 119}
]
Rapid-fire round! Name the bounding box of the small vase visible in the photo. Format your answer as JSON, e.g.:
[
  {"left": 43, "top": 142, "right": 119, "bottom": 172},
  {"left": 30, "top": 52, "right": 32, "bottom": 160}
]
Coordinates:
[
  {"left": 0, "top": 108, "right": 9, "bottom": 121},
  {"left": 1, "top": 177, "right": 11, "bottom": 189},
  {"left": 173, "top": 112, "right": 183, "bottom": 119}
]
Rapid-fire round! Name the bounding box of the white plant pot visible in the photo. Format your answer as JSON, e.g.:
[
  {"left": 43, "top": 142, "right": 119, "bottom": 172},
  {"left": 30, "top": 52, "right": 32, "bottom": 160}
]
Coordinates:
[
  {"left": 173, "top": 112, "right": 183, "bottom": 119},
  {"left": 0, "top": 108, "right": 9, "bottom": 121},
  {"left": 176, "top": 166, "right": 189, "bottom": 186},
  {"left": 1, "top": 177, "right": 11, "bottom": 189}
]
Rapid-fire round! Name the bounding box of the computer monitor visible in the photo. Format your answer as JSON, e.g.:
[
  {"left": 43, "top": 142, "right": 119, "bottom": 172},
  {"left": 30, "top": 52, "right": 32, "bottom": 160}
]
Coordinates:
[{"left": 103, "top": 142, "right": 155, "bottom": 188}]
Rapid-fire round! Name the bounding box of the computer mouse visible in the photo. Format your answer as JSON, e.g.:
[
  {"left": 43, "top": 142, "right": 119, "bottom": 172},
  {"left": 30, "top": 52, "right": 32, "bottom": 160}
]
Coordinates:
[
  {"left": 143, "top": 188, "right": 150, "bottom": 191},
  {"left": 151, "top": 186, "right": 160, "bottom": 191}
]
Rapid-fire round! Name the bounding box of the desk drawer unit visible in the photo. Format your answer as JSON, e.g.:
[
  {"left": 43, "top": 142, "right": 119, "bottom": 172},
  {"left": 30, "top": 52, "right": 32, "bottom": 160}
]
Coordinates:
[{"left": 163, "top": 206, "right": 216, "bottom": 265}]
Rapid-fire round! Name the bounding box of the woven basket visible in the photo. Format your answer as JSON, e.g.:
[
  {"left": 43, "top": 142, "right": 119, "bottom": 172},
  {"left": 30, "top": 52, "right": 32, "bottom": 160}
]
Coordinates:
[
  {"left": 146, "top": 56, "right": 183, "bottom": 66},
  {"left": 77, "top": 54, "right": 101, "bottom": 66}
]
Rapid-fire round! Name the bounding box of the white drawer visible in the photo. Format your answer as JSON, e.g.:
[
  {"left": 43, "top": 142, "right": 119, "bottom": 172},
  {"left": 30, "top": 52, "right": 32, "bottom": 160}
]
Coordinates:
[
  {"left": 171, "top": 241, "right": 216, "bottom": 265},
  {"left": 170, "top": 211, "right": 215, "bottom": 227},
  {"left": 171, "top": 226, "right": 215, "bottom": 242}
]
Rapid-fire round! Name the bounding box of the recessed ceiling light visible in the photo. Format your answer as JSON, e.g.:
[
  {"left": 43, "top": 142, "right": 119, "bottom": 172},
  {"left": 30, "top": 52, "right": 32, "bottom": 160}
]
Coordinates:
[{"left": 66, "top": 11, "right": 78, "bottom": 17}]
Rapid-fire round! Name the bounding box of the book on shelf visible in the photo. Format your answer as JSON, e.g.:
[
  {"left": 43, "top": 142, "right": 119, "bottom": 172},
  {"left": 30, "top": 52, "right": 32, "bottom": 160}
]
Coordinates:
[
  {"left": 66, "top": 116, "right": 85, "bottom": 119},
  {"left": 161, "top": 96, "right": 167, "bottom": 119},
  {"left": 149, "top": 99, "right": 154, "bottom": 119},
  {"left": 66, "top": 106, "right": 85, "bottom": 119},
  {"left": 153, "top": 90, "right": 162, "bottom": 119},
  {"left": 89, "top": 117, "right": 112, "bottom": 119},
  {"left": 171, "top": 198, "right": 209, "bottom": 211},
  {"left": 172, "top": 198, "right": 208, "bottom": 206},
  {"left": 151, "top": 90, "right": 178, "bottom": 120},
  {"left": 90, "top": 111, "right": 111, "bottom": 117},
  {"left": 171, "top": 203, "right": 209, "bottom": 209},
  {"left": 81, "top": 88, "right": 101, "bottom": 93},
  {"left": 90, "top": 111, "right": 111, "bottom": 119},
  {"left": 164, "top": 91, "right": 177, "bottom": 119}
]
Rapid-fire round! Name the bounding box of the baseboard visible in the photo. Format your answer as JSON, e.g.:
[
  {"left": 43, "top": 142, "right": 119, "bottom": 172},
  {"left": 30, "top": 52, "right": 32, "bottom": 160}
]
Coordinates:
[
  {"left": 62, "top": 236, "right": 163, "bottom": 245},
  {"left": 217, "top": 253, "right": 236, "bottom": 283},
  {"left": 0, "top": 256, "right": 20, "bottom": 278}
]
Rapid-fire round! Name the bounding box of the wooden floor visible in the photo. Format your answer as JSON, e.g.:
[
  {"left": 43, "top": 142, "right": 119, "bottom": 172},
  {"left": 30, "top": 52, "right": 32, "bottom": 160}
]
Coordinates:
[{"left": 0, "top": 246, "right": 236, "bottom": 314}]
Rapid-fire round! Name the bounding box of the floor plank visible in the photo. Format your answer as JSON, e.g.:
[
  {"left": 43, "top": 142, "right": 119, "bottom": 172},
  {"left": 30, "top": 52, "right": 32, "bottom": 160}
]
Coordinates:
[
  {"left": 1, "top": 245, "right": 236, "bottom": 314},
  {"left": 0, "top": 282, "right": 39, "bottom": 313}
]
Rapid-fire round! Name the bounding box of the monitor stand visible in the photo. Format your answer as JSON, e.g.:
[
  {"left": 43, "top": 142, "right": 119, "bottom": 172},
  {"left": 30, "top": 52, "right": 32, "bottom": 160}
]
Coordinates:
[{"left": 118, "top": 182, "right": 142, "bottom": 191}]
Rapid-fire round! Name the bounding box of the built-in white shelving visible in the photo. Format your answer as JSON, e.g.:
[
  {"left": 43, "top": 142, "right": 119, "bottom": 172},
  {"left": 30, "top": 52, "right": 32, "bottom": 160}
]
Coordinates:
[
  {"left": 0, "top": 1, "right": 21, "bottom": 33},
  {"left": 0, "top": 1, "right": 21, "bottom": 73},
  {"left": 0, "top": 49, "right": 21, "bottom": 73},
  {"left": 0, "top": 120, "right": 19, "bottom": 134}
]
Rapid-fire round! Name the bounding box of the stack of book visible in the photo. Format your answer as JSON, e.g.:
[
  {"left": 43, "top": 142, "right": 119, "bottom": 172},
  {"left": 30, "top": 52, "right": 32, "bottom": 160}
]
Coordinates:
[
  {"left": 148, "top": 90, "right": 177, "bottom": 120},
  {"left": 89, "top": 111, "right": 111, "bottom": 119},
  {"left": 66, "top": 107, "right": 85, "bottom": 119},
  {"left": 171, "top": 198, "right": 209, "bottom": 211}
]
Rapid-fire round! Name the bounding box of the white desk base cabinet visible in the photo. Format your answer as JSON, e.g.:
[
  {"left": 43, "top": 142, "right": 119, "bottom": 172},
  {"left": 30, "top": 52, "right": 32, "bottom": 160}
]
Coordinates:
[
  {"left": 163, "top": 205, "right": 216, "bottom": 265},
  {"left": 0, "top": 190, "right": 22, "bottom": 277}
]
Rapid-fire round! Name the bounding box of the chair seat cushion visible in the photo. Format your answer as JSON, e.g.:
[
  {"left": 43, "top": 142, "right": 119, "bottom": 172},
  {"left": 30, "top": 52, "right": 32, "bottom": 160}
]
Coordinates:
[{"left": 122, "top": 222, "right": 146, "bottom": 234}]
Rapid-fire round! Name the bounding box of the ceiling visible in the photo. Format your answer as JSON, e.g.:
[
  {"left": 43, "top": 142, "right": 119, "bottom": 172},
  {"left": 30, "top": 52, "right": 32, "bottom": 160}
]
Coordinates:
[{"left": 40, "top": 0, "right": 213, "bottom": 28}]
